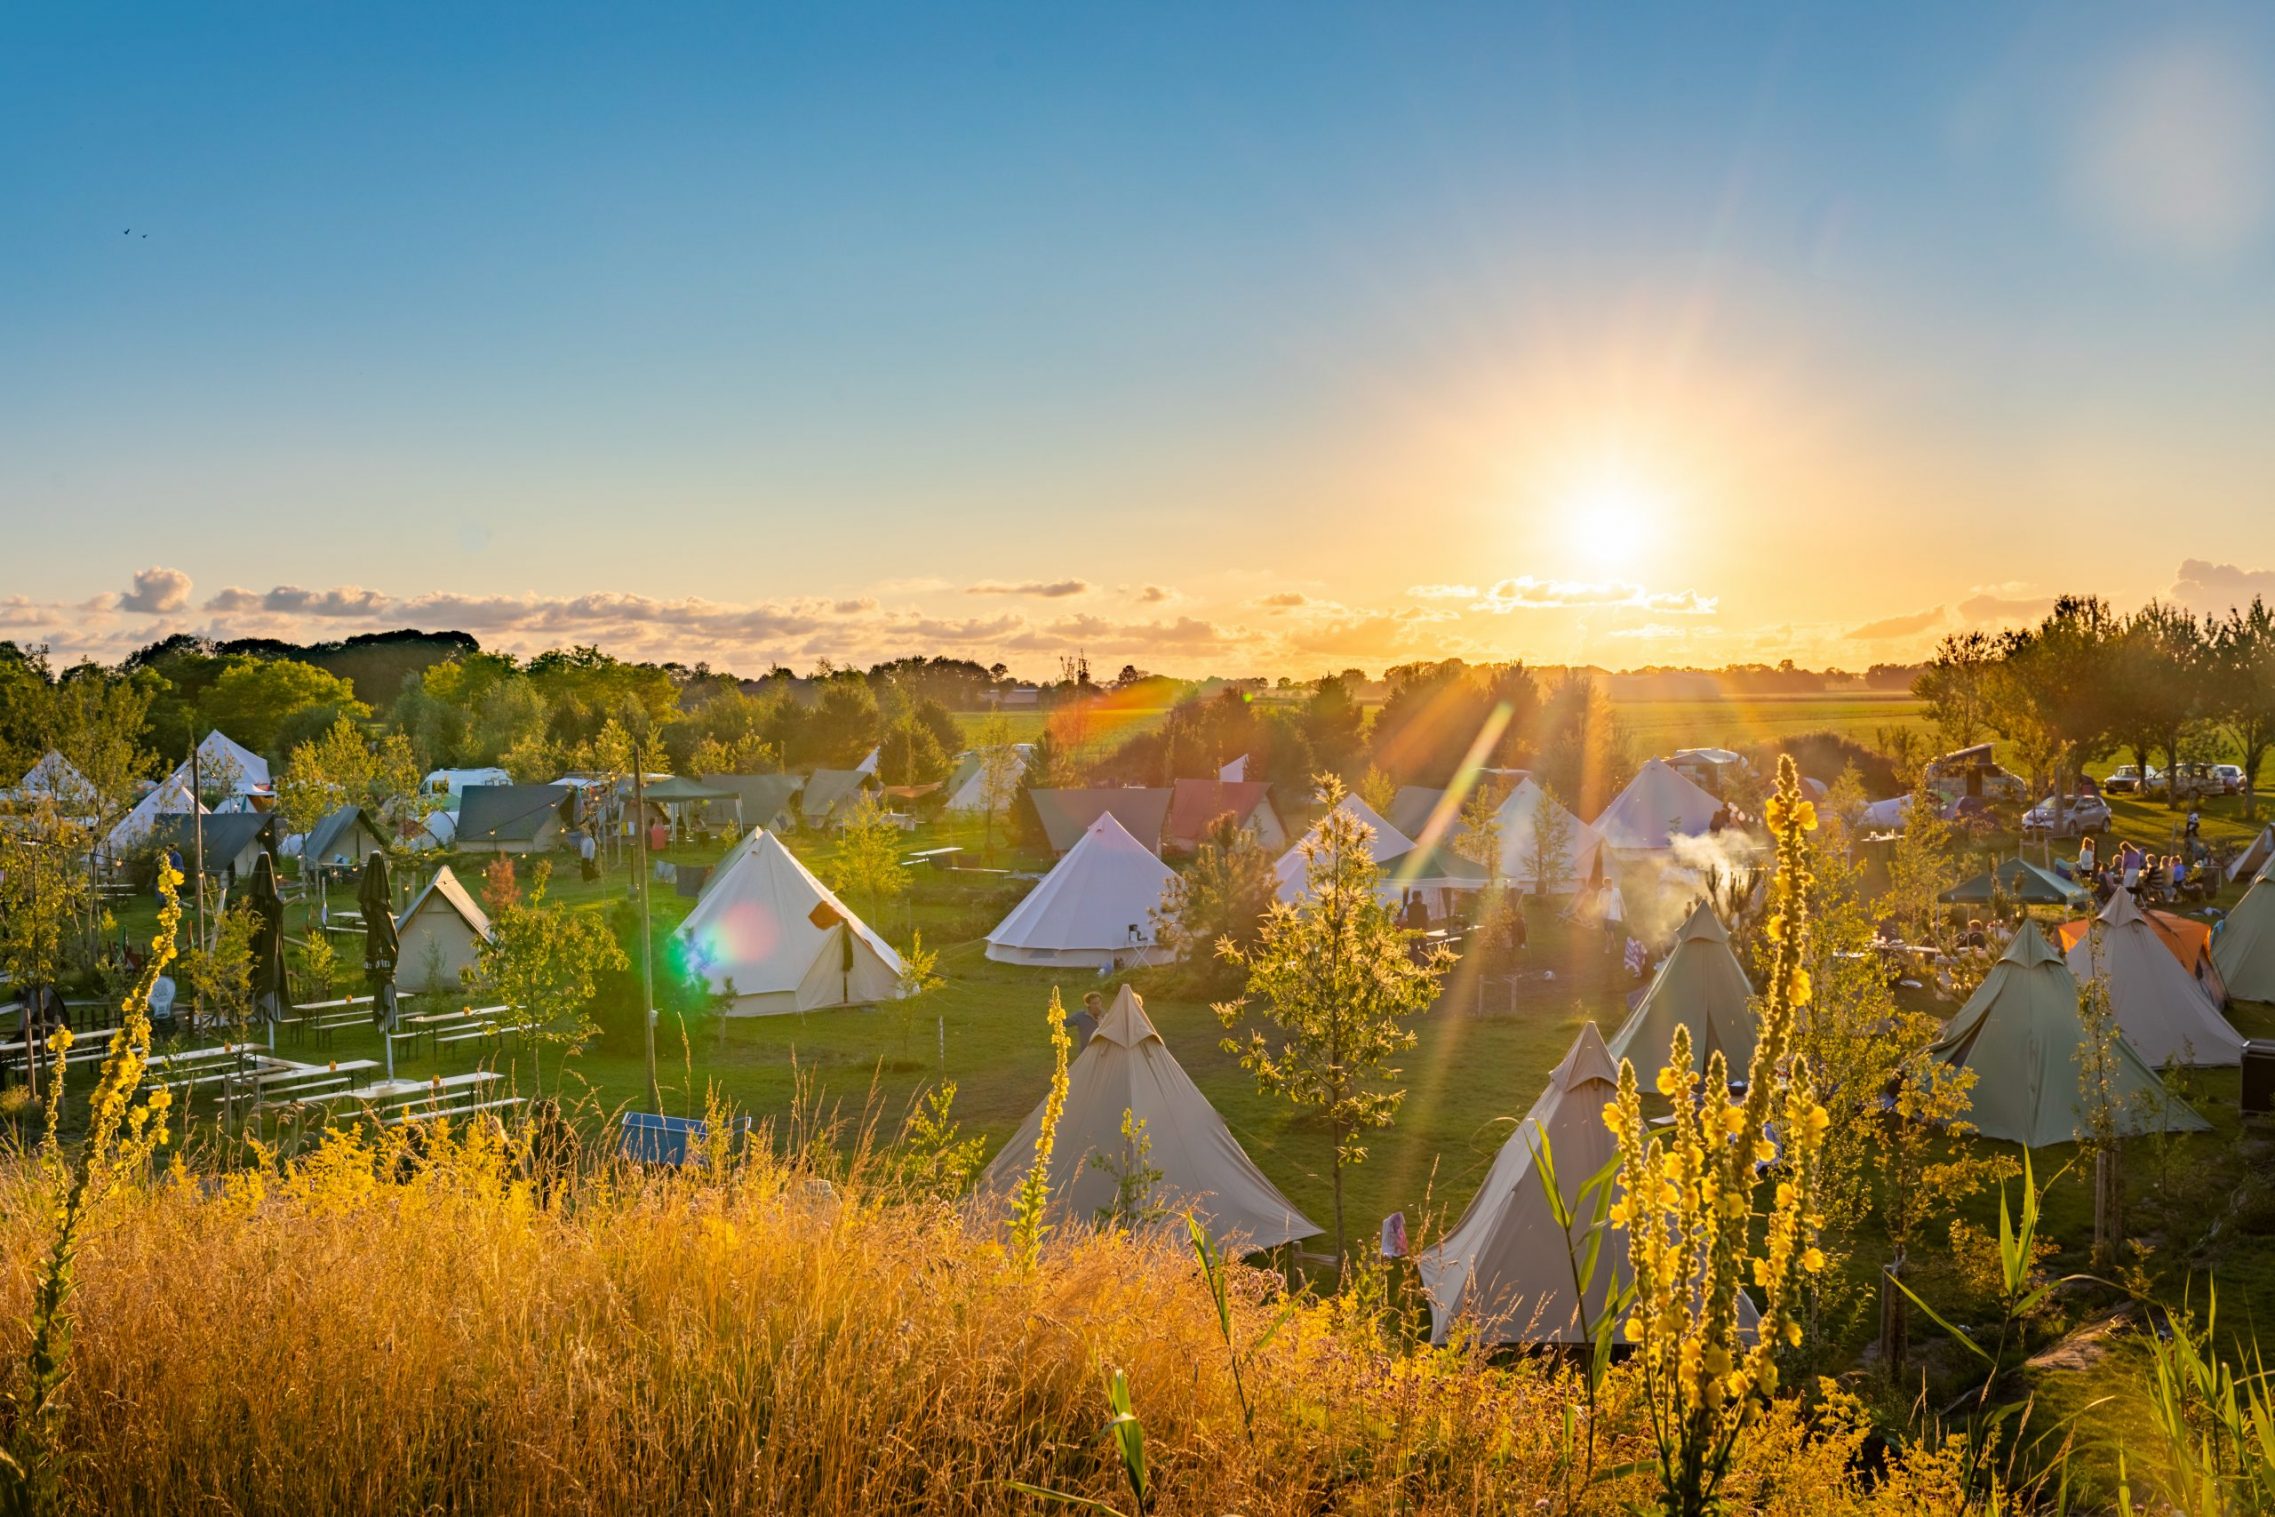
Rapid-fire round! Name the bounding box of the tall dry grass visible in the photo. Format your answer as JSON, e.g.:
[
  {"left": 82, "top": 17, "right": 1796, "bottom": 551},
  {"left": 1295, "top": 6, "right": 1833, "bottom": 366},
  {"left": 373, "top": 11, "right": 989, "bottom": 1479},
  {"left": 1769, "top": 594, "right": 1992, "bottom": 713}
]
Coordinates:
[{"left": 0, "top": 1118, "right": 1966, "bottom": 1515}]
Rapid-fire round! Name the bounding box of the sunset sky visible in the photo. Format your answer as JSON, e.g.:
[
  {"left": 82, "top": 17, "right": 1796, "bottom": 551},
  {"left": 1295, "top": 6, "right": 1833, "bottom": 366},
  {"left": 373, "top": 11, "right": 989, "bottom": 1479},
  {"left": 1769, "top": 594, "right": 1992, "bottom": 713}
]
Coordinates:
[{"left": 6, "top": 4, "right": 2275, "bottom": 678}]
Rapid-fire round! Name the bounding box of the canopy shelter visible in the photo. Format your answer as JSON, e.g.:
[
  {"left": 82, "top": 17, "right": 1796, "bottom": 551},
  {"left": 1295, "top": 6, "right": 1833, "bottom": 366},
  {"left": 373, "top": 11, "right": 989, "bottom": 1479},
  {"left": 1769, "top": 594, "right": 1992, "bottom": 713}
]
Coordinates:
[
  {"left": 1939, "top": 856, "right": 2091, "bottom": 910},
  {"left": 2064, "top": 890, "right": 2243, "bottom": 1067},
  {"left": 696, "top": 773, "right": 803, "bottom": 833},
  {"left": 2231, "top": 826, "right": 2275, "bottom": 885},
  {"left": 1932, "top": 922, "right": 2208, "bottom": 1147},
  {"left": 979, "top": 985, "right": 1320, "bottom": 1251},
  {"left": 987, "top": 813, "right": 1177, "bottom": 969},
  {"left": 641, "top": 776, "right": 738, "bottom": 806},
  {"left": 1607, "top": 902, "right": 1756, "bottom": 1080},
  {"left": 2213, "top": 872, "right": 2275, "bottom": 1005},
  {"left": 1026, "top": 787, "right": 1173, "bottom": 855},
  {"left": 1593, "top": 758, "right": 1722, "bottom": 852},
  {"left": 2058, "top": 908, "right": 2227, "bottom": 1008},
  {"left": 672, "top": 830, "right": 905, "bottom": 1014},
  {"left": 395, "top": 865, "right": 495, "bottom": 993},
  {"left": 1418, "top": 1023, "right": 1625, "bottom": 1345}
]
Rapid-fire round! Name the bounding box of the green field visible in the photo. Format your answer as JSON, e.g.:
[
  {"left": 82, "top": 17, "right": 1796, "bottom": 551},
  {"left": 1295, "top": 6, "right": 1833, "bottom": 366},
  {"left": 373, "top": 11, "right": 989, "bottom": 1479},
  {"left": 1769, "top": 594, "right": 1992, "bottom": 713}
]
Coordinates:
[{"left": 1611, "top": 690, "right": 1932, "bottom": 752}]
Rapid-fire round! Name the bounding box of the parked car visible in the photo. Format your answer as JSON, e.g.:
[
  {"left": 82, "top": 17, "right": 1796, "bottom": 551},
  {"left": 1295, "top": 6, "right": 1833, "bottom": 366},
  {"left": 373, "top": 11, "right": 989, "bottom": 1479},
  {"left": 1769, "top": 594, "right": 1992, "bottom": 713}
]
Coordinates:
[
  {"left": 2104, "top": 765, "right": 2149, "bottom": 795},
  {"left": 2164, "top": 762, "right": 2223, "bottom": 801},
  {"left": 2215, "top": 764, "right": 2246, "bottom": 795},
  {"left": 2022, "top": 793, "right": 2112, "bottom": 836}
]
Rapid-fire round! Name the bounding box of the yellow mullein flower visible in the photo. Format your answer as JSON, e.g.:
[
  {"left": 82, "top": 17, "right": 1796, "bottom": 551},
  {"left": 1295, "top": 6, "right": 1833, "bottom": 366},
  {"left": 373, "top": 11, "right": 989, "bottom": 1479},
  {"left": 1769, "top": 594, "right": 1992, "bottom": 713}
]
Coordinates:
[{"left": 1801, "top": 1246, "right": 1826, "bottom": 1273}]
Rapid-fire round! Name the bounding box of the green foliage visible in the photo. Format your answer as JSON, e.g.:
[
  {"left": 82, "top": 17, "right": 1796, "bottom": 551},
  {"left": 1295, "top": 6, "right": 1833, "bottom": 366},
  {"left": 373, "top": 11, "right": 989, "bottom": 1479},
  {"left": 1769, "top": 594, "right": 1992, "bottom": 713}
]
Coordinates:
[
  {"left": 1089, "top": 1110, "right": 1165, "bottom": 1233},
  {"left": 1153, "top": 814, "right": 1277, "bottom": 994},
  {"left": 276, "top": 714, "right": 423, "bottom": 837},
  {"left": 828, "top": 792, "right": 907, "bottom": 924},
  {"left": 1213, "top": 774, "right": 1450, "bottom": 1270},
  {"left": 472, "top": 861, "right": 629, "bottom": 1065},
  {"left": 1534, "top": 672, "right": 1634, "bottom": 820},
  {"left": 200, "top": 656, "right": 369, "bottom": 755},
  {"left": 877, "top": 712, "right": 949, "bottom": 787},
  {"left": 2124, "top": 1284, "right": 2275, "bottom": 1515},
  {"left": 1008, "top": 989, "right": 1073, "bottom": 1270},
  {"left": 895, "top": 1082, "right": 986, "bottom": 1200}
]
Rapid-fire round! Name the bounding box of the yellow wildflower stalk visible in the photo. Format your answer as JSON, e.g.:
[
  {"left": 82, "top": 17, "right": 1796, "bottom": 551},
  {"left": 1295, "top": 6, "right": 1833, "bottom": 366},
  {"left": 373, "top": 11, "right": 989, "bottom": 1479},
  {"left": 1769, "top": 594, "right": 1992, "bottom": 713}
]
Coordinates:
[{"left": 1606, "top": 756, "right": 1830, "bottom": 1517}]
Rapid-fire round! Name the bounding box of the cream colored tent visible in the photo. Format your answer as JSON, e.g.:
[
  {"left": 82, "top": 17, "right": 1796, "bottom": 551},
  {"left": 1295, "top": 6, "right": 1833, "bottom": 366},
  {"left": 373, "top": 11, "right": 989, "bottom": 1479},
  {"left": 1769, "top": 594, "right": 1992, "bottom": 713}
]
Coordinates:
[
  {"left": 673, "top": 830, "right": 905, "bottom": 1014},
  {"left": 987, "top": 813, "right": 1178, "bottom": 969},
  {"left": 2066, "top": 889, "right": 2244, "bottom": 1067},
  {"left": 2229, "top": 826, "right": 2274, "bottom": 885},
  {"left": 1495, "top": 778, "right": 1606, "bottom": 894},
  {"left": 1594, "top": 758, "right": 1721, "bottom": 852},
  {"left": 2214, "top": 873, "right": 2275, "bottom": 1004},
  {"left": 102, "top": 770, "right": 203, "bottom": 859},
  {"left": 1272, "top": 795, "right": 1414, "bottom": 903},
  {"left": 1418, "top": 1023, "right": 1624, "bottom": 1345},
  {"left": 979, "top": 986, "right": 1319, "bottom": 1250},
  {"left": 1607, "top": 902, "right": 1757, "bottom": 1079},
  {"left": 396, "top": 865, "right": 495, "bottom": 993},
  {"left": 1933, "top": 922, "right": 2207, "bottom": 1147}
]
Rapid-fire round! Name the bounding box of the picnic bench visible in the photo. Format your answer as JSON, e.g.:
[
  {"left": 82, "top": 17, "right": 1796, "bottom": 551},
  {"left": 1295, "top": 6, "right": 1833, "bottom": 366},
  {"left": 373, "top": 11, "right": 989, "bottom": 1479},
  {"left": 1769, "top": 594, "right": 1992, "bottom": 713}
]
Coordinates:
[
  {"left": 257, "top": 1071, "right": 522, "bottom": 1130},
  {"left": 397, "top": 1005, "right": 529, "bottom": 1063},
  {"left": 0, "top": 1026, "right": 122, "bottom": 1087},
  {"left": 275, "top": 994, "right": 418, "bottom": 1051}
]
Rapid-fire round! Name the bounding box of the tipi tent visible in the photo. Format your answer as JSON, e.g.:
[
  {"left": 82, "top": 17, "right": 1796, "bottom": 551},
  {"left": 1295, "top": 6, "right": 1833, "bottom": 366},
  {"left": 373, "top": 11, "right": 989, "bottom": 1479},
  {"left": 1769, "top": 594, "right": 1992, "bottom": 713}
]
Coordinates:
[
  {"left": 2058, "top": 909, "right": 2228, "bottom": 1008},
  {"left": 396, "top": 866, "right": 495, "bottom": 993},
  {"left": 2064, "top": 890, "right": 2243, "bottom": 1068},
  {"left": 2229, "top": 826, "right": 2274, "bottom": 885},
  {"left": 1418, "top": 1023, "right": 1625, "bottom": 1345},
  {"left": 2213, "top": 873, "right": 2275, "bottom": 1005},
  {"left": 1933, "top": 922, "right": 2208, "bottom": 1147},
  {"left": 987, "top": 813, "right": 1177, "bottom": 969},
  {"left": 1594, "top": 759, "right": 1722, "bottom": 852},
  {"left": 1273, "top": 795, "right": 1414, "bottom": 904},
  {"left": 10, "top": 752, "right": 98, "bottom": 814},
  {"left": 979, "top": 986, "right": 1319, "bottom": 1250},
  {"left": 674, "top": 830, "right": 905, "bottom": 1014},
  {"left": 1607, "top": 902, "right": 1756, "bottom": 1079}
]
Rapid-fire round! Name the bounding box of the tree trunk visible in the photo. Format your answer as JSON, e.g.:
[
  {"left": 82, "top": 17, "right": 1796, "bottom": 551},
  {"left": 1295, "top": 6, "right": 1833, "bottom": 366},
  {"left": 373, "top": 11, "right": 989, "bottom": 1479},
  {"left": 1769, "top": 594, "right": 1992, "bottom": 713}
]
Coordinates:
[
  {"left": 2093, "top": 1144, "right": 2123, "bottom": 1265},
  {"left": 1331, "top": 1149, "right": 1346, "bottom": 1284}
]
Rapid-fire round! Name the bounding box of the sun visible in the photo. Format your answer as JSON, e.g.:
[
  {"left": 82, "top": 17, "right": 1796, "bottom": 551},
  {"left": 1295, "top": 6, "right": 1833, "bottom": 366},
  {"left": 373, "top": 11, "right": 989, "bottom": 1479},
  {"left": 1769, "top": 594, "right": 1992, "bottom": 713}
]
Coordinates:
[{"left": 1560, "top": 468, "right": 1665, "bottom": 572}]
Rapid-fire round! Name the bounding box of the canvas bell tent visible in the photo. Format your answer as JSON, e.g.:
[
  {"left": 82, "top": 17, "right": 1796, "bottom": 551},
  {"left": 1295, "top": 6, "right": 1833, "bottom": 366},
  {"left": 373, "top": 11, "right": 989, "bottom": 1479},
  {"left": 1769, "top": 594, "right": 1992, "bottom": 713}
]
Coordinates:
[
  {"left": 1607, "top": 902, "right": 1757, "bottom": 1079},
  {"left": 2214, "top": 873, "right": 2275, "bottom": 1004},
  {"left": 1418, "top": 1023, "right": 1625, "bottom": 1345},
  {"left": 1932, "top": 922, "right": 2207, "bottom": 1146},
  {"left": 2229, "top": 825, "right": 2274, "bottom": 885},
  {"left": 395, "top": 865, "right": 496, "bottom": 993},
  {"left": 986, "top": 812, "right": 1177, "bottom": 969},
  {"left": 673, "top": 830, "right": 905, "bottom": 1014},
  {"left": 1593, "top": 758, "right": 1721, "bottom": 852},
  {"left": 2064, "top": 890, "right": 2243, "bottom": 1067},
  {"left": 979, "top": 985, "right": 1320, "bottom": 1251},
  {"left": 1272, "top": 794, "right": 1413, "bottom": 904}
]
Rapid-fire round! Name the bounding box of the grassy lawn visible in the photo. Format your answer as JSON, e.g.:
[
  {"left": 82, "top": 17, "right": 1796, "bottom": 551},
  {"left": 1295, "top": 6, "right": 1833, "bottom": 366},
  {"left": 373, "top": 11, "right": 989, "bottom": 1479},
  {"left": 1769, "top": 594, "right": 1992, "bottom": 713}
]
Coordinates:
[{"left": 1612, "top": 691, "right": 1931, "bottom": 751}]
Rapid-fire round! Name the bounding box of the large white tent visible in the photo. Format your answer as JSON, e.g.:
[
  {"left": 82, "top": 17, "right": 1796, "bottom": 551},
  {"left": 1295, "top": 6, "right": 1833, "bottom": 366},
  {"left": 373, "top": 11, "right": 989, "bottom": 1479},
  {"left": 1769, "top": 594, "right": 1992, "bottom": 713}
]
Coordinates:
[
  {"left": 1607, "top": 902, "right": 1757, "bottom": 1079},
  {"left": 987, "top": 813, "right": 1177, "bottom": 969},
  {"left": 1272, "top": 795, "right": 1414, "bottom": 903},
  {"left": 2215, "top": 873, "right": 2275, "bottom": 1004},
  {"left": 396, "top": 865, "right": 495, "bottom": 992},
  {"left": 2066, "top": 889, "right": 2245, "bottom": 1067},
  {"left": 1493, "top": 777, "right": 1606, "bottom": 893},
  {"left": 674, "top": 830, "right": 906, "bottom": 1014},
  {"left": 102, "top": 769, "right": 204, "bottom": 859},
  {"left": 177, "top": 729, "right": 271, "bottom": 797},
  {"left": 942, "top": 744, "right": 1032, "bottom": 814},
  {"left": 979, "top": 985, "right": 1320, "bottom": 1250},
  {"left": 9, "top": 751, "right": 99, "bottom": 815},
  {"left": 1593, "top": 758, "right": 1722, "bottom": 852},
  {"left": 1418, "top": 1022, "right": 1624, "bottom": 1345}
]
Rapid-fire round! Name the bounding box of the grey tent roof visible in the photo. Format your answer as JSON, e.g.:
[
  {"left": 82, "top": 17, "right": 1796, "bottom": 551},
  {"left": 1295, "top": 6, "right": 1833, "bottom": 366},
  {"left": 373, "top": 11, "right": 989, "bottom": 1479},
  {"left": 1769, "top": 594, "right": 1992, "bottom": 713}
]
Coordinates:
[
  {"left": 2217, "top": 874, "right": 2275, "bottom": 1004},
  {"left": 455, "top": 784, "right": 570, "bottom": 845},
  {"left": 151, "top": 811, "right": 276, "bottom": 865},
  {"left": 1163, "top": 778, "right": 1280, "bottom": 850},
  {"left": 641, "top": 775, "right": 738, "bottom": 804},
  {"left": 1028, "top": 787, "right": 1173, "bottom": 855},
  {"left": 304, "top": 804, "right": 386, "bottom": 864},
  {"left": 1387, "top": 786, "right": 1450, "bottom": 840},
  {"left": 700, "top": 773, "right": 805, "bottom": 829},
  {"left": 1941, "top": 856, "right": 2091, "bottom": 909},
  {"left": 1932, "top": 921, "right": 2208, "bottom": 1147},
  {"left": 800, "top": 768, "right": 874, "bottom": 824},
  {"left": 1607, "top": 902, "right": 1757, "bottom": 1079}
]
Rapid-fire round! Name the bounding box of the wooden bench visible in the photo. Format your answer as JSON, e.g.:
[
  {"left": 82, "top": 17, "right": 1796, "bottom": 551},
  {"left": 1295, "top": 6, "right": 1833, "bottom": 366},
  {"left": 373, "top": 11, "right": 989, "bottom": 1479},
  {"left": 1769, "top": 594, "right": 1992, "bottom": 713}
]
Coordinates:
[
  {"left": 268, "top": 1071, "right": 504, "bottom": 1123},
  {"left": 383, "top": 1095, "right": 525, "bottom": 1128}
]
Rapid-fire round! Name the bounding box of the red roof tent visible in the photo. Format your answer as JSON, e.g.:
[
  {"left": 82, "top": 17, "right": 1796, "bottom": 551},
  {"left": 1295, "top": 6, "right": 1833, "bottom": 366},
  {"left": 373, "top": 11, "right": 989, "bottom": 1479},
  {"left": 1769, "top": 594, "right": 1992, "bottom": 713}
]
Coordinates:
[{"left": 1162, "top": 778, "right": 1280, "bottom": 852}]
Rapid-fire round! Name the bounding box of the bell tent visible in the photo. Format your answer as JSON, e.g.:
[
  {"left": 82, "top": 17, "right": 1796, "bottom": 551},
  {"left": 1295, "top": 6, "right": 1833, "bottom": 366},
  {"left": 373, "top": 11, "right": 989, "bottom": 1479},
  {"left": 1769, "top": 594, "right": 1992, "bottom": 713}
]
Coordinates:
[
  {"left": 1593, "top": 758, "right": 1722, "bottom": 852},
  {"left": 1931, "top": 922, "right": 2207, "bottom": 1147},
  {"left": 979, "top": 986, "right": 1319, "bottom": 1251},
  {"left": 673, "top": 830, "right": 905, "bottom": 1014},
  {"left": 2064, "top": 890, "right": 2243, "bottom": 1068},
  {"left": 1607, "top": 902, "right": 1757, "bottom": 1079},
  {"left": 986, "top": 812, "right": 1177, "bottom": 969},
  {"left": 2214, "top": 873, "right": 2275, "bottom": 1005}
]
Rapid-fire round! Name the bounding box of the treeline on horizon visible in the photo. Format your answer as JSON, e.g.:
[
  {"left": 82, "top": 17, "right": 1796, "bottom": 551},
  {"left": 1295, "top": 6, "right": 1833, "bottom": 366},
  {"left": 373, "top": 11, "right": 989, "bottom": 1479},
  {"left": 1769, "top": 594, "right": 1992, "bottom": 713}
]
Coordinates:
[{"left": 0, "top": 624, "right": 1923, "bottom": 819}]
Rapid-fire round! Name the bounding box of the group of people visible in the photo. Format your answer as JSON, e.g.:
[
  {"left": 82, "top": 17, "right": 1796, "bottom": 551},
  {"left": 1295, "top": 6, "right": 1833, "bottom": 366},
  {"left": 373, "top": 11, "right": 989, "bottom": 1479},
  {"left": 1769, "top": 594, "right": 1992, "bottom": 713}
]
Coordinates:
[{"left": 2064, "top": 832, "right": 2215, "bottom": 906}]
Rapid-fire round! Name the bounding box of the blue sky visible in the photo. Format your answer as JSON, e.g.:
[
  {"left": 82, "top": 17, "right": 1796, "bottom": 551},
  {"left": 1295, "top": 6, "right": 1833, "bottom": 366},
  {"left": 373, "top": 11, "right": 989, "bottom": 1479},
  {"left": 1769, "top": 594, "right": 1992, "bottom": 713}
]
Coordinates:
[{"left": 6, "top": 3, "right": 2275, "bottom": 675}]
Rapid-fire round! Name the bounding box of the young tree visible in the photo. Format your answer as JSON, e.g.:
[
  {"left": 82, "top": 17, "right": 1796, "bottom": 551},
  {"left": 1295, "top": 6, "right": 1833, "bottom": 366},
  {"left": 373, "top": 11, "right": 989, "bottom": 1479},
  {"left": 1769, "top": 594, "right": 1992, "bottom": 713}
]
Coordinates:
[
  {"left": 1154, "top": 814, "right": 1278, "bottom": 994},
  {"left": 276, "top": 715, "right": 423, "bottom": 838},
  {"left": 472, "top": 860, "right": 628, "bottom": 1075},
  {"left": 828, "top": 791, "right": 907, "bottom": 927},
  {"left": 1214, "top": 775, "right": 1451, "bottom": 1273},
  {"left": 970, "top": 710, "right": 1026, "bottom": 865},
  {"left": 1356, "top": 764, "right": 1397, "bottom": 820},
  {"left": 1010, "top": 728, "right": 1072, "bottom": 851},
  {"left": 1524, "top": 782, "right": 1579, "bottom": 899},
  {"left": 0, "top": 812, "right": 91, "bottom": 1022},
  {"left": 877, "top": 714, "right": 950, "bottom": 788}
]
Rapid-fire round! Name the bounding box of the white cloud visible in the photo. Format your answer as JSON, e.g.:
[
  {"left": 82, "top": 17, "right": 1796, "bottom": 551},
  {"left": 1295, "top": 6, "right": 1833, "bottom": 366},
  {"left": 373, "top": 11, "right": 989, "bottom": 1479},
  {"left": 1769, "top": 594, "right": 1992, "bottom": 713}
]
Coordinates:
[
  {"left": 118, "top": 566, "right": 193, "bottom": 615},
  {"left": 1472, "top": 577, "right": 1718, "bottom": 616},
  {"left": 1846, "top": 607, "right": 1945, "bottom": 641},
  {"left": 2174, "top": 557, "right": 2275, "bottom": 612},
  {"left": 965, "top": 579, "right": 1090, "bottom": 598}
]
